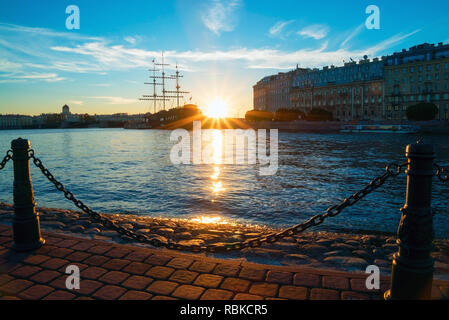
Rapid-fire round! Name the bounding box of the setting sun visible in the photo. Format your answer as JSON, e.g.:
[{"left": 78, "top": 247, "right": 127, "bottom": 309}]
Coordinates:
[{"left": 204, "top": 100, "right": 229, "bottom": 118}]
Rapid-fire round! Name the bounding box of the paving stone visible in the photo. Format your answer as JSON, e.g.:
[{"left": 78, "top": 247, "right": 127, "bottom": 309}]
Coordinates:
[
  {"left": 350, "top": 278, "right": 378, "bottom": 293},
  {"left": 93, "top": 285, "right": 126, "bottom": 300},
  {"left": 48, "top": 248, "right": 74, "bottom": 258},
  {"left": 0, "top": 279, "right": 33, "bottom": 295},
  {"left": 18, "top": 285, "right": 54, "bottom": 300},
  {"left": 125, "top": 251, "right": 152, "bottom": 262},
  {"left": 77, "top": 280, "right": 103, "bottom": 296},
  {"left": 87, "top": 245, "right": 111, "bottom": 255},
  {"left": 233, "top": 293, "right": 263, "bottom": 300},
  {"left": 82, "top": 267, "right": 108, "bottom": 280},
  {"left": 122, "top": 262, "right": 152, "bottom": 275},
  {"left": 122, "top": 275, "right": 153, "bottom": 290},
  {"left": 249, "top": 283, "right": 279, "bottom": 297},
  {"left": 99, "top": 271, "right": 130, "bottom": 285},
  {"left": 189, "top": 261, "right": 217, "bottom": 273},
  {"left": 322, "top": 276, "right": 349, "bottom": 290},
  {"left": 43, "top": 290, "right": 76, "bottom": 300},
  {"left": 278, "top": 285, "right": 308, "bottom": 300},
  {"left": 221, "top": 278, "right": 251, "bottom": 293},
  {"left": 0, "top": 274, "right": 14, "bottom": 286},
  {"left": 310, "top": 288, "right": 340, "bottom": 300},
  {"left": 41, "top": 258, "right": 69, "bottom": 270},
  {"left": 146, "top": 266, "right": 175, "bottom": 279},
  {"left": 239, "top": 267, "right": 266, "bottom": 281},
  {"left": 119, "top": 290, "right": 153, "bottom": 300},
  {"left": 167, "top": 257, "right": 194, "bottom": 269},
  {"left": 146, "top": 281, "right": 179, "bottom": 295},
  {"left": 341, "top": 291, "right": 371, "bottom": 300},
  {"left": 293, "top": 273, "right": 321, "bottom": 287},
  {"left": 266, "top": 271, "right": 293, "bottom": 284},
  {"left": 193, "top": 274, "right": 223, "bottom": 288},
  {"left": 71, "top": 241, "right": 96, "bottom": 251},
  {"left": 213, "top": 264, "right": 240, "bottom": 277},
  {"left": 172, "top": 285, "right": 205, "bottom": 300},
  {"left": 102, "top": 259, "right": 130, "bottom": 270},
  {"left": 201, "top": 289, "right": 234, "bottom": 300},
  {"left": 145, "top": 254, "right": 173, "bottom": 266},
  {"left": 10, "top": 265, "right": 42, "bottom": 278},
  {"left": 105, "top": 248, "right": 132, "bottom": 259},
  {"left": 23, "top": 255, "right": 51, "bottom": 265},
  {"left": 30, "top": 270, "right": 61, "bottom": 284},
  {"left": 169, "top": 270, "right": 198, "bottom": 284},
  {"left": 58, "top": 240, "right": 80, "bottom": 248},
  {"left": 152, "top": 295, "right": 178, "bottom": 300},
  {"left": 84, "top": 255, "right": 110, "bottom": 267},
  {"left": 65, "top": 251, "right": 91, "bottom": 262}
]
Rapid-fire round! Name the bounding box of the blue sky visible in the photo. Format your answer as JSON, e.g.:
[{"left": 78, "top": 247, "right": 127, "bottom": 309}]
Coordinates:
[{"left": 1, "top": 0, "right": 449, "bottom": 117}]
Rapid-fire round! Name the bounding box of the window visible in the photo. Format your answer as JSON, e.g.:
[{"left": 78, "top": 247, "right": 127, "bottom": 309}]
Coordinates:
[
  {"left": 410, "top": 76, "right": 414, "bottom": 83},
  {"left": 427, "top": 65, "right": 431, "bottom": 71},
  {"left": 436, "top": 64, "right": 440, "bottom": 71},
  {"left": 436, "top": 73, "right": 440, "bottom": 80},
  {"left": 418, "top": 66, "right": 423, "bottom": 72},
  {"left": 410, "top": 66, "right": 415, "bottom": 73}
]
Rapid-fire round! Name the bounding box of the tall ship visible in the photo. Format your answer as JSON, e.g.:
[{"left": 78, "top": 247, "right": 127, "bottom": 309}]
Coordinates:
[{"left": 125, "top": 53, "right": 203, "bottom": 130}]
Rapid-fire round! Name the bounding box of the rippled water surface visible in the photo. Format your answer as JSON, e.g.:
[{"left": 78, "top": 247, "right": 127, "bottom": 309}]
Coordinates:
[{"left": 0, "top": 128, "right": 448, "bottom": 237}]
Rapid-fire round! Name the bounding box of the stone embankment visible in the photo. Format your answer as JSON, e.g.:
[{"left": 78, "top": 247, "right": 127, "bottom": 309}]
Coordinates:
[{"left": 1, "top": 202, "right": 448, "bottom": 280}]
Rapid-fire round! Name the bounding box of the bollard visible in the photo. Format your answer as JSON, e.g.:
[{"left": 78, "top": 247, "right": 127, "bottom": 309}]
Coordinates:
[
  {"left": 11, "top": 138, "right": 45, "bottom": 252},
  {"left": 385, "top": 141, "right": 435, "bottom": 300}
]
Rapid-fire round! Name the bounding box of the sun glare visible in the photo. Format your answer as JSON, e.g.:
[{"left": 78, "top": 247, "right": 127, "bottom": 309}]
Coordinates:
[{"left": 205, "top": 100, "right": 228, "bottom": 118}]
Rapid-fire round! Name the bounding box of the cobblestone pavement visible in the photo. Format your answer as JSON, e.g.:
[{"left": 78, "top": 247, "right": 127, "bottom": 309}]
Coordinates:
[{"left": 0, "top": 224, "right": 448, "bottom": 300}]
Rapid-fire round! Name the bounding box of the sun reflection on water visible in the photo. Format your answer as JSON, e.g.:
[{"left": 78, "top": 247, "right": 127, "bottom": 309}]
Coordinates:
[
  {"left": 209, "top": 131, "right": 225, "bottom": 196},
  {"left": 191, "top": 216, "right": 229, "bottom": 225}
]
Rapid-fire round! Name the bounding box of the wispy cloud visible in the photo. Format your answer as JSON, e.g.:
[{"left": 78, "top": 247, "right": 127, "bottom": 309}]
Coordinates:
[
  {"left": 0, "top": 22, "right": 421, "bottom": 81},
  {"left": 341, "top": 24, "right": 365, "bottom": 48},
  {"left": 69, "top": 100, "right": 83, "bottom": 105},
  {"left": 269, "top": 20, "right": 295, "bottom": 37},
  {"left": 298, "top": 24, "right": 329, "bottom": 40},
  {"left": 90, "top": 96, "right": 137, "bottom": 105},
  {"left": 201, "top": 0, "right": 241, "bottom": 35}
]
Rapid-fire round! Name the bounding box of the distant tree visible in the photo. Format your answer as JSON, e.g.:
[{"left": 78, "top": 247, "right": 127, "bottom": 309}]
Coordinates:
[
  {"left": 245, "top": 110, "right": 274, "bottom": 121},
  {"left": 305, "top": 108, "right": 333, "bottom": 121},
  {"left": 406, "top": 103, "right": 438, "bottom": 121},
  {"left": 274, "top": 108, "right": 305, "bottom": 121}
]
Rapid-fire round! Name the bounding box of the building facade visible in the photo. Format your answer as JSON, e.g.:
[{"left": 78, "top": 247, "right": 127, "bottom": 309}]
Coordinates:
[
  {"left": 0, "top": 115, "right": 33, "bottom": 129},
  {"left": 290, "top": 57, "right": 385, "bottom": 121},
  {"left": 253, "top": 68, "right": 308, "bottom": 112},
  {"left": 384, "top": 43, "right": 449, "bottom": 121},
  {"left": 253, "top": 42, "right": 449, "bottom": 122}
]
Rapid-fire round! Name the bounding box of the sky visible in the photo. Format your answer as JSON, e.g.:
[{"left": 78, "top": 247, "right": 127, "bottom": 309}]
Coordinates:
[{"left": 0, "top": 0, "right": 449, "bottom": 117}]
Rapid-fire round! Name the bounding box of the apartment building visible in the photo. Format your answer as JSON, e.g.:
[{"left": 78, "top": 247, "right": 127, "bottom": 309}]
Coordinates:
[{"left": 384, "top": 43, "right": 449, "bottom": 121}]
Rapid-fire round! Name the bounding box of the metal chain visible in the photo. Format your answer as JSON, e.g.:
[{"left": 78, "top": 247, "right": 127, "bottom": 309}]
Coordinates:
[
  {"left": 0, "top": 150, "right": 12, "bottom": 171},
  {"left": 28, "top": 149, "right": 407, "bottom": 253},
  {"left": 434, "top": 163, "right": 449, "bottom": 183}
]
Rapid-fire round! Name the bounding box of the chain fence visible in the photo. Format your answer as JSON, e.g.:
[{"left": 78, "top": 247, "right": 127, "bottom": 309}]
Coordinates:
[
  {"left": 434, "top": 163, "right": 449, "bottom": 183},
  {"left": 0, "top": 150, "right": 12, "bottom": 171},
  {"left": 27, "top": 148, "right": 409, "bottom": 253}
]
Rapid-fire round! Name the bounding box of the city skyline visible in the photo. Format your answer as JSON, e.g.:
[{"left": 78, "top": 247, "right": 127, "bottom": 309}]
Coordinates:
[{"left": 1, "top": 0, "right": 449, "bottom": 117}]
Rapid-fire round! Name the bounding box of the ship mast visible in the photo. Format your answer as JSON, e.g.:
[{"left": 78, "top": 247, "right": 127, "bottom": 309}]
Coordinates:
[{"left": 139, "top": 53, "right": 190, "bottom": 112}]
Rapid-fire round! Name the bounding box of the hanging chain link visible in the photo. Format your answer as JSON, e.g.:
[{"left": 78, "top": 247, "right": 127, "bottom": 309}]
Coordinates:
[
  {"left": 0, "top": 150, "right": 12, "bottom": 171},
  {"left": 28, "top": 149, "right": 407, "bottom": 253},
  {"left": 434, "top": 163, "right": 449, "bottom": 183}
]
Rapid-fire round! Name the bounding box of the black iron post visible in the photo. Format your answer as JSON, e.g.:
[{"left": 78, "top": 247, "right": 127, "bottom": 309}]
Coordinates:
[
  {"left": 385, "top": 141, "right": 435, "bottom": 300},
  {"left": 11, "top": 138, "right": 45, "bottom": 252}
]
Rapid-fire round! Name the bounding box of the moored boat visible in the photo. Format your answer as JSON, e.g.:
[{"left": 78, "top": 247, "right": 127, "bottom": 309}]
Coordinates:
[{"left": 341, "top": 124, "right": 420, "bottom": 134}]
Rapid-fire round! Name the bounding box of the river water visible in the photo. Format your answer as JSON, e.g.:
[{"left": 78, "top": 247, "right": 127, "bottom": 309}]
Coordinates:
[{"left": 0, "top": 128, "right": 448, "bottom": 238}]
